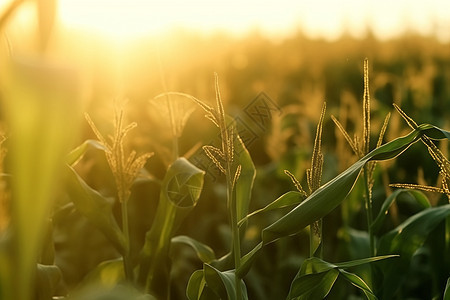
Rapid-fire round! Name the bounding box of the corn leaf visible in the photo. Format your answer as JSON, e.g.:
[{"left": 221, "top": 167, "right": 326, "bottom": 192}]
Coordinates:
[
  {"left": 203, "top": 263, "right": 248, "bottom": 300},
  {"left": 78, "top": 258, "right": 124, "bottom": 288},
  {"left": 65, "top": 166, "right": 126, "bottom": 255},
  {"left": 378, "top": 204, "right": 450, "bottom": 256},
  {"left": 237, "top": 124, "right": 450, "bottom": 277},
  {"left": 287, "top": 256, "right": 395, "bottom": 300},
  {"left": 138, "top": 158, "right": 204, "bottom": 295},
  {"left": 36, "top": 264, "right": 62, "bottom": 300},
  {"left": 186, "top": 270, "right": 208, "bottom": 300},
  {"left": 238, "top": 191, "right": 306, "bottom": 227},
  {"left": 233, "top": 131, "right": 256, "bottom": 222},
  {"left": 171, "top": 235, "right": 216, "bottom": 264},
  {"left": 66, "top": 139, "right": 106, "bottom": 166},
  {"left": 287, "top": 269, "right": 339, "bottom": 299},
  {"left": 444, "top": 277, "right": 450, "bottom": 300},
  {"left": 371, "top": 189, "right": 430, "bottom": 233},
  {"left": 338, "top": 269, "right": 377, "bottom": 300},
  {"left": 339, "top": 227, "right": 371, "bottom": 259},
  {"left": 262, "top": 124, "right": 450, "bottom": 245},
  {"left": 377, "top": 204, "right": 450, "bottom": 298},
  {"left": 2, "top": 56, "right": 82, "bottom": 300}
]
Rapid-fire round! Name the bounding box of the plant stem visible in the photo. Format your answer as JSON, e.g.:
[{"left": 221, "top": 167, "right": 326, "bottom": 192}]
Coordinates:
[
  {"left": 121, "top": 199, "right": 133, "bottom": 281},
  {"left": 310, "top": 220, "right": 323, "bottom": 258},
  {"left": 363, "top": 165, "right": 375, "bottom": 257},
  {"left": 227, "top": 164, "right": 242, "bottom": 300}
]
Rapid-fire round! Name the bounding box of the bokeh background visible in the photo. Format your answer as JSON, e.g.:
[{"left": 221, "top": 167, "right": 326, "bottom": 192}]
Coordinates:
[{"left": 1, "top": 0, "right": 450, "bottom": 299}]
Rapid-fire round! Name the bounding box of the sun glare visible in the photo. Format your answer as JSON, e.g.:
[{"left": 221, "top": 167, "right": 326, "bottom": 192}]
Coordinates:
[
  {"left": 58, "top": 0, "right": 281, "bottom": 41},
  {"left": 58, "top": 0, "right": 450, "bottom": 42},
  {"left": 3, "top": 0, "right": 450, "bottom": 43},
  {"left": 58, "top": 0, "right": 169, "bottom": 40}
]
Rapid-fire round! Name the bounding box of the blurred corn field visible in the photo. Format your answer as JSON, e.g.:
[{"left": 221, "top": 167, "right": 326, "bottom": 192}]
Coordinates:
[{"left": 1, "top": 1, "right": 450, "bottom": 300}]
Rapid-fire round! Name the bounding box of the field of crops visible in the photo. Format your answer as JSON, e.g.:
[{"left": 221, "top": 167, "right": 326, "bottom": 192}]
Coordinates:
[{"left": 1, "top": 2, "right": 450, "bottom": 300}]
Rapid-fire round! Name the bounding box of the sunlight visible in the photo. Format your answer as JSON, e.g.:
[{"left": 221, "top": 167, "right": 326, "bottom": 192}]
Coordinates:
[
  {"left": 55, "top": 0, "right": 450, "bottom": 42},
  {"left": 4, "top": 0, "right": 450, "bottom": 42},
  {"left": 57, "top": 0, "right": 287, "bottom": 40},
  {"left": 58, "top": 0, "right": 174, "bottom": 40}
]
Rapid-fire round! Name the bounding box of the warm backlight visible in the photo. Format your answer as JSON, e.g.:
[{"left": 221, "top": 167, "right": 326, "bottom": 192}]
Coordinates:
[{"left": 57, "top": 0, "right": 450, "bottom": 42}]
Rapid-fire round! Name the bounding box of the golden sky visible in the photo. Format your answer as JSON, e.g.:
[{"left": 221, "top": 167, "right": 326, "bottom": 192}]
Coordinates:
[
  {"left": 58, "top": 0, "right": 450, "bottom": 41},
  {"left": 3, "top": 0, "right": 450, "bottom": 42}
]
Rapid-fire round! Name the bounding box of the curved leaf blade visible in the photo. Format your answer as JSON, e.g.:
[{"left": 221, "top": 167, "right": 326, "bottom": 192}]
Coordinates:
[
  {"left": 139, "top": 158, "right": 205, "bottom": 293},
  {"left": 377, "top": 204, "right": 450, "bottom": 298},
  {"left": 78, "top": 258, "right": 124, "bottom": 288},
  {"left": 287, "top": 269, "right": 339, "bottom": 299},
  {"left": 287, "top": 256, "right": 394, "bottom": 300},
  {"left": 371, "top": 189, "right": 430, "bottom": 233},
  {"left": 444, "top": 277, "right": 449, "bottom": 300},
  {"left": 262, "top": 124, "right": 450, "bottom": 245},
  {"left": 236, "top": 125, "right": 450, "bottom": 277},
  {"left": 204, "top": 264, "right": 248, "bottom": 300},
  {"left": 339, "top": 269, "right": 377, "bottom": 300},
  {"left": 238, "top": 191, "right": 306, "bottom": 227},
  {"left": 378, "top": 204, "right": 450, "bottom": 256},
  {"left": 186, "top": 270, "right": 206, "bottom": 300},
  {"left": 66, "top": 139, "right": 106, "bottom": 166},
  {"left": 36, "top": 264, "right": 62, "bottom": 300},
  {"left": 233, "top": 132, "right": 256, "bottom": 222},
  {"left": 171, "top": 235, "right": 216, "bottom": 263},
  {"left": 65, "top": 166, "right": 126, "bottom": 255},
  {"left": 333, "top": 255, "right": 399, "bottom": 269}
]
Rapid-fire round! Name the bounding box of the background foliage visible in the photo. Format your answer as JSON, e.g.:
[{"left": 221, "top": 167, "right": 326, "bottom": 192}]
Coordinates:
[{"left": 0, "top": 2, "right": 450, "bottom": 299}]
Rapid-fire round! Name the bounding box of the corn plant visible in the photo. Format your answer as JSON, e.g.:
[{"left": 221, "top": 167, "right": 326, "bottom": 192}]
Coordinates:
[
  {"left": 1, "top": 4, "right": 450, "bottom": 296},
  {"left": 162, "top": 69, "right": 450, "bottom": 299},
  {"left": 332, "top": 59, "right": 391, "bottom": 258},
  {"left": 64, "top": 101, "right": 206, "bottom": 299}
]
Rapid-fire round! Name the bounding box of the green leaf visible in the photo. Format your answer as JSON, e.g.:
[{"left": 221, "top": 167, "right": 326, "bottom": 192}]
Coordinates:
[
  {"left": 138, "top": 158, "right": 204, "bottom": 296},
  {"left": 339, "top": 269, "right": 377, "bottom": 300},
  {"left": 371, "top": 189, "right": 430, "bottom": 233},
  {"left": 66, "top": 139, "right": 106, "bottom": 166},
  {"left": 238, "top": 191, "right": 306, "bottom": 227},
  {"left": 203, "top": 264, "right": 248, "bottom": 300},
  {"left": 163, "top": 157, "right": 205, "bottom": 208},
  {"left": 297, "top": 256, "right": 397, "bottom": 276},
  {"left": 298, "top": 257, "right": 336, "bottom": 275},
  {"left": 287, "top": 269, "right": 339, "bottom": 299},
  {"left": 236, "top": 124, "right": 450, "bottom": 276},
  {"left": 36, "top": 264, "right": 62, "bottom": 300},
  {"left": 171, "top": 235, "right": 216, "bottom": 263},
  {"left": 338, "top": 227, "right": 370, "bottom": 259},
  {"left": 233, "top": 130, "right": 256, "bottom": 222},
  {"left": 333, "top": 256, "right": 399, "bottom": 269},
  {"left": 237, "top": 242, "right": 263, "bottom": 278},
  {"left": 378, "top": 204, "right": 450, "bottom": 256},
  {"left": 186, "top": 270, "right": 220, "bottom": 300},
  {"left": 79, "top": 258, "right": 124, "bottom": 288},
  {"left": 287, "top": 256, "right": 394, "bottom": 300},
  {"left": 65, "top": 166, "right": 126, "bottom": 255},
  {"left": 377, "top": 204, "right": 450, "bottom": 298},
  {"left": 3, "top": 57, "right": 82, "bottom": 300},
  {"left": 262, "top": 124, "right": 450, "bottom": 245},
  {"left": 186, "top": 270, "right": 206, "bottom": 300},
  {"left": 444, "top": 277, "right": 450, "bottom": 300}
]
